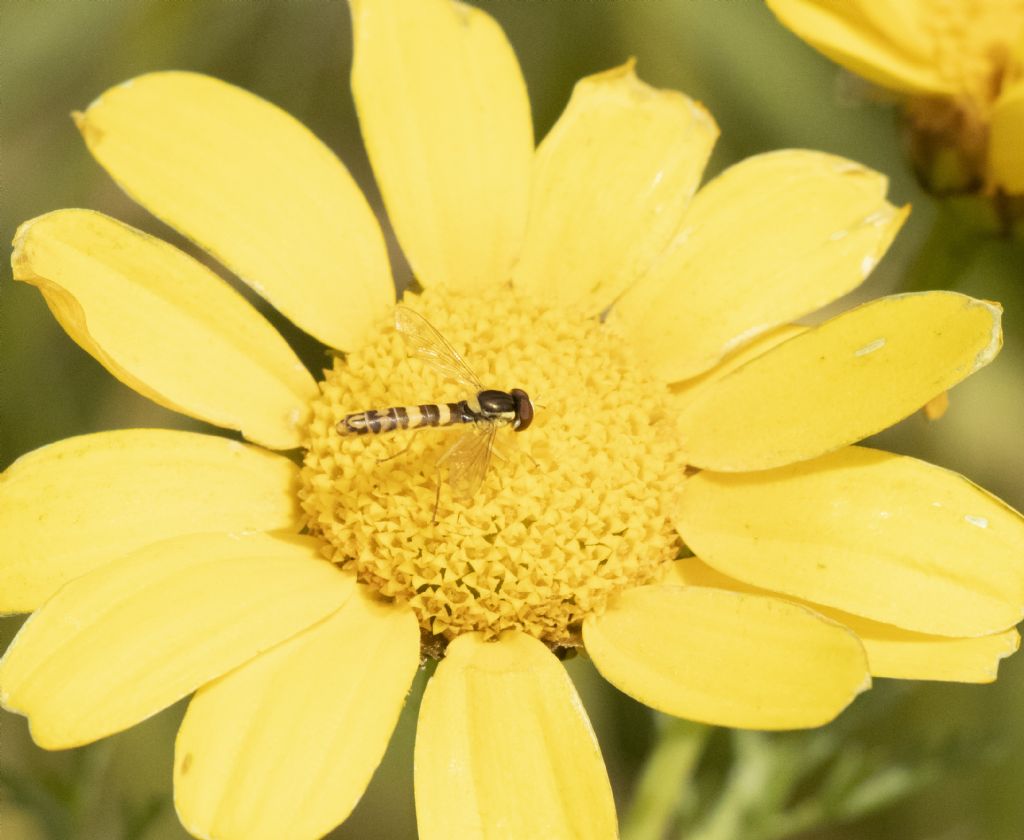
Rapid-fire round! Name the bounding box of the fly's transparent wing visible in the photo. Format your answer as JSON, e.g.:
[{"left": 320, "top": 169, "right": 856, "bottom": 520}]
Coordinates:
[
  {"left": 437, "top": 422, "right": 496, "bottom": 500},
  {"left": 395, "top": 305, "right": 482, "bottom": 392},
  {"left": 397, "top": 305, "right": 494, "bottom": 499}
]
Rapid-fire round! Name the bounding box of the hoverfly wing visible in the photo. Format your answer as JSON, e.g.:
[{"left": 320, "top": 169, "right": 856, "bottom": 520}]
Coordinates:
[
  {"left": 395, "top": 305, "right": 483, "bottom": 392},
  {"left": 437, "top": 422, "right": 496, "bottom": 501}
]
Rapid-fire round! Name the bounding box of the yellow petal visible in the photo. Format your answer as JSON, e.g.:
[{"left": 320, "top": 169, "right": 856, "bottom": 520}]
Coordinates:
[
  {"left": 613, "top": 151, "right": 908, "bottom": 381},
  {"left": 12, "top": 210, "right": 318, "bottom": 450},
  {"left": 669, "top": 325, "right": 807, "bottom": 413},
  {"left": 677, "top": 292, "right": 1002, "bottom": 471},
  {"left": 837, "top": 617, "right": 1019, "bottom": 683},
  {"left": 415, "top": 632, "right": 617, "bottom": 840},
  {"left": 670, "top": 558, "right": 1021, "bottom": 683},
  {"left": 174, "top": 587, "right": 419, "bottom": 840},
  {"left": 351, "top": 0, "right": 531, "bottom": 293},
  {"left": 75, "top": 72, "right": 392, "bottom": 351},
  {"left": 513, "top": 62, "right": 718, "bottom": 314},
  {"left": 0, "top": 429, "right": 301, "bottom": 614},
  {"left": 989, "top": 77, "right": 1024, "bottom": 194},
  {"left": 584, "top": 585, "right": 869, "bottom": 730},
  {"left": 765, "top": 0, "right": 956, "bottom": 95},
  {"left": 676, "top": 446, "right": 1024, "bottom": 637},
  {"left": 0, "top": 533, "right": 353, "bottom": 749}
]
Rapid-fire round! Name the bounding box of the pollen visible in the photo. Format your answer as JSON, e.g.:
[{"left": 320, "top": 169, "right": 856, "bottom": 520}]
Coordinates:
[{"left": 300, "top": 284, "right": 685, "bottom": 650}]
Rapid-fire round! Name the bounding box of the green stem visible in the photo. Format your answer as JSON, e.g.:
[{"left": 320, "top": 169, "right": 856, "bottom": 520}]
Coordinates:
[
  {"left": 621, "top": 717, "right": 711, "bottom": 840},
  {"left": 69, "top": 740, "right": 115, "bottom": 838},
  {"left": 683, "top": 730, "right": 776, "bottom": 840}
]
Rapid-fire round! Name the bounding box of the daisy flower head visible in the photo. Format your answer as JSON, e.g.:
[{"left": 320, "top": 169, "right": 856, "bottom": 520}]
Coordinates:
[
  {"left": 766, "top": 0, "right": 1024, "bottom": 197},
  {"left": 3, "top": 1, "right": 1024, "bottom": 839}
]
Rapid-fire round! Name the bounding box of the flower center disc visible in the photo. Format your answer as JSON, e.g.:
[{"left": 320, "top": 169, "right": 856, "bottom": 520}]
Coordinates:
[{"left": 300, "top": 285, "right": 684, "bottom": 650}]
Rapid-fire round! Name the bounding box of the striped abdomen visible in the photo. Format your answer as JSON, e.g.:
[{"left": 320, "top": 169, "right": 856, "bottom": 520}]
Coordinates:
[{"left": 337, "top": 402, "right": 473, "bottom": 436}]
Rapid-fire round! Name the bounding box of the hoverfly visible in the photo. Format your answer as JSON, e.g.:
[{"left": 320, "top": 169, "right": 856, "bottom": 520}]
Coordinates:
[{"left": 337, "top": 305, "right": 534, "bottom": 501}]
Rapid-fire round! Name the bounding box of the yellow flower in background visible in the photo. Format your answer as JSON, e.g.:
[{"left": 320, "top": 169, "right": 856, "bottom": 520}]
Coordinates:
[
  {"left": 767, "top": 0, "right": 1024, "bottom": 196},
  {"left": 2, "top": 0, "right": 1024, "bottom": 838}
]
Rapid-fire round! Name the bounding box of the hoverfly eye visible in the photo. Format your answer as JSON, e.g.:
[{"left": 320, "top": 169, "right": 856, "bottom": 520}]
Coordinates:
[{"left": 511, "top": 389, "right": 534, "bottom": 431}]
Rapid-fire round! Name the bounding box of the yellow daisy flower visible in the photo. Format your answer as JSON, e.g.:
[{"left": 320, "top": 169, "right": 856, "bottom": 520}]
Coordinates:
[
  {"left": 3, "top": 1, "right": 1023, "bottom": 838},
  {"left": 766, "top": 0, "right": 1024, "bottom": 195}
]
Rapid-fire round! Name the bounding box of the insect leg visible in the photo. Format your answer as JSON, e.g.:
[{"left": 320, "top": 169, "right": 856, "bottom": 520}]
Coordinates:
[
  {"left": 490, "top": 440, "right": 538, "bottom": 469},
  {"left": 377, "top": 439, "right": 414, "bottom": 463},
  {"left": 432, "top": 468, "right": 442, "bottom": 524}
]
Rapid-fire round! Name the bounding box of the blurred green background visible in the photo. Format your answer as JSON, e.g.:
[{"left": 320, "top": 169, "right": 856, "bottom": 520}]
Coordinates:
[{"left": 2, "top": 1, "right": 1023, "bottom": 838}]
